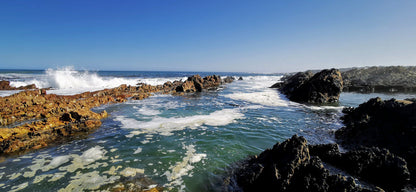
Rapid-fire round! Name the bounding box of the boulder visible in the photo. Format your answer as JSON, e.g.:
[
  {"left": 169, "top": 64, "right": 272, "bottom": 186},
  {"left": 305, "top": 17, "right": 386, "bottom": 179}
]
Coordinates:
[
  {"left": 335, "top": 97, "right": 416, "bottom": 184},
  {"left": 310, "top": 144, "right": 410, "bottom": 191},
  {"left": 222, "top": 76, "right": 235, "bottom": 84},
  {"left": 226, "top": 135, "right": 376, "bottom": 192},
  {"left": 273, "top": 69, "right": 343, "bottom": 103},
  {"left": 203, "top": 75, "right": 222, "bottom": 88}
]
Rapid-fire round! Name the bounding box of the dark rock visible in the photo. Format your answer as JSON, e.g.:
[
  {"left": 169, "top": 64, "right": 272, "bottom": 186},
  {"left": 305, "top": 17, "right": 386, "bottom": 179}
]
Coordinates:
[
  {"left": 342, "top": 66, "right": 416, "bottom": 93},
  {"left": 227, "top": 135, "right": 374, "bottom": 192},
  {"left": 174, "top": 75, "right": 224, "bottom": 93},
  {"left": 336, "top": 97, "right": 416, "bottom": 185},
  {"left": 310, "top": 144, "right": 410, "bottom": 191},
  {"left": 238, "top": 76, "right": 243, "bottom": 80},
  {"left": 275, "top": 69, "right": 343, "bottom": 103},
  {"left": 223, "top": 76, "right": 235, "bottom": 84}
]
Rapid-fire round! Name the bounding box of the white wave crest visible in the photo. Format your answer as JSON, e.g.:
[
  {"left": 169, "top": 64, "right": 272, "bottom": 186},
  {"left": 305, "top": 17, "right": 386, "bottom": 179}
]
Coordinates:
[{"left": 6, "top": 66, "right": 185, "bottom": 95}]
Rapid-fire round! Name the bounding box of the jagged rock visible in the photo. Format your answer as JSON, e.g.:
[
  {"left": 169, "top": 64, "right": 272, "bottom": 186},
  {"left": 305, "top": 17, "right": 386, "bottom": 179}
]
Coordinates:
[
  {"left": 223, "top": 76, "right": 235, "bottom": 84},
  {"left": 238, "top": 76, "right": 243, "bottom": 81},
  {"left": 175, "top": 75, "right": 224, "bottom": 93},
  {"left": 227, "top": 135, "right": 375, "bottom": 192},
  {"left": 272, "top": 69, "right": 343, "bottom": 103},
  {"left": 335, "top": 97, "right": 416, "bottom": 185},
  {"left": 203, "top": 75, "right": 221, "bottom": 88},
  {"left": 310, "top": 144, "right": 410, "bottom": 191},
  {"left": 0, "top": 74, "right": 228, "bottom": 155}
]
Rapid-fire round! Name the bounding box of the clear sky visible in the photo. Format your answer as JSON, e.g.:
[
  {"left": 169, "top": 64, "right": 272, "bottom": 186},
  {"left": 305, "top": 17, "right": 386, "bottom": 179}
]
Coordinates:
[{"left": 1, "top": 0, "right": 415, "bottom": 73}]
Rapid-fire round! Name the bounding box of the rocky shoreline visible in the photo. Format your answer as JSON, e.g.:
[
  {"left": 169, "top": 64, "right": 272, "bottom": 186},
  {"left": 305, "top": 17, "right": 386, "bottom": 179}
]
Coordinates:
[
  {"left": 342, "top": 66, "right": 416, "bottom": 93},
  {"left": 0, "top": 75, "right": 232, "bottom": 156},
  {"left": 227, "top": 68, "right": 416, "bottom": 191}
]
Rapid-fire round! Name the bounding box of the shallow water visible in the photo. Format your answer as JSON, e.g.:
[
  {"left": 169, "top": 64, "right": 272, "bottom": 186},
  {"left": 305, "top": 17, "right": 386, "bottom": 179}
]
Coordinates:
[{"left": 1, "top": 69, "right": 416, "bottom": 191}]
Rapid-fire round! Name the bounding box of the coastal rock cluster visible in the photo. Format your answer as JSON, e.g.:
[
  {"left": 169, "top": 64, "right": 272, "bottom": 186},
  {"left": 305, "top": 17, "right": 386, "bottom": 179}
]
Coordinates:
[
  {"left": 226, "top": 135, "right": 390, "bottom": 192},
  {"left": 230, "top": 97, "right": 416, "bottom": 191},
  {"left": 0, "top": 75, "right": 232, "bottom": 155},
  {"left": 272, "top": 69, "right": 343, "bottom": 103},
  {"left": 336, "top": 97, "right": 416, "bottom": 186}
]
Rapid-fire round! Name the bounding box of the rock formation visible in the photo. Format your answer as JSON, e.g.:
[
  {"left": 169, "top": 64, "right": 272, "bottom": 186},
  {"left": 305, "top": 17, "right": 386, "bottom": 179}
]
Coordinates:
[
  {"left": 310, "top": 144, "right": 410, "bottom": 191},
  {"left": 272, "top": 69, "right": 343, "bottom": 103},
  {"left": 335, "top": 97, "right": 416, "bottom": 185},
  {"left": 225, "top": 135, "right": 386, "bottom": 192},
  {"left": 0, "top": 75, "right": 233, "bottom": 155},
  {"left": 342, "top": 66, "right": 416, "bottom": 92}
]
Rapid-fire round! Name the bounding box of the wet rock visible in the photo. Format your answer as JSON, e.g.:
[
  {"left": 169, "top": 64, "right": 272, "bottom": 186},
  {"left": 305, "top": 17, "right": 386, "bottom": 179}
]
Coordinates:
[
  {"left": 310, "top": 144, "right": 410, "bottom": 191},
  {"left": 273, "top": 69, "right": 343, "bottom": 103},
  {"left": 222, "top": 76, "right": 235, "bottom": 84},
  {"left": 238, "top": 76, "right": 243, "bottom": 81},
  {"left": 227, "top": 135, "right": 374, "bottom": 192},
  {"left": 0, "top": 74, "right": 227, "bottom": 155},
  {"left": 175, "top": 75, "right": 224, "bottom": 93},
  {"left": 336, "top": 97, "right": 416, "bottom": 185}
]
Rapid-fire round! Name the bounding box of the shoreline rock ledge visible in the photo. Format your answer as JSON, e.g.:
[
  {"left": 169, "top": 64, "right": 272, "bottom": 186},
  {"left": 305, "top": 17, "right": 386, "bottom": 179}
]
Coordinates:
[
  {"left": 0, "top": 74, "right": 231, "bottom": 155},
  {"left": 271, "top": 68, "right": 343, "bottom": 104}
]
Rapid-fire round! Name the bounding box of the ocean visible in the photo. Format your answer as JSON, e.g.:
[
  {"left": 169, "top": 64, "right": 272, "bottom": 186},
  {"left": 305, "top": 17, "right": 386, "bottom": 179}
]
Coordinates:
[{"left": 1, "top": 67, "right": 415, "bottom": 191}]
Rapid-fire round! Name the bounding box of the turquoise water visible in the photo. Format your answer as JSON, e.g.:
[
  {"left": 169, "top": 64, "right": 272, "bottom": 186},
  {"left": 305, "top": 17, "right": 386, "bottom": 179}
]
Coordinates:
[{"left": 1, "top": 69, "right": 415, "bottom": 191}]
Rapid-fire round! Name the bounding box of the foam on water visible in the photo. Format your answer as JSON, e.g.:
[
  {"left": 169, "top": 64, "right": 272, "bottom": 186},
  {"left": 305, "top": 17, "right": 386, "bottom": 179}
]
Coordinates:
[
  {"left": 225, "top": 90, "right": 289, "bottom": 107},
  {"left": 163, "top": 144, "right": 207, "bottom": 190},
  {"left": 116, "top": 108, "right": 245, "bottom": 136},
  {"left": 224, "top": 75, "right": 289, "bottom": 107}
]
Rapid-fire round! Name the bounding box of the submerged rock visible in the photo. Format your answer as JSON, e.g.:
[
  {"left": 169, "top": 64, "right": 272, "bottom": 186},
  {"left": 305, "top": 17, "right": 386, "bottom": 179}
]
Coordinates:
[
  {"left": 273, "top": 69, "right": 343, "bottom": 103},
  {"left": 226, "top": 135, "right": 379, "bottom": 192}
]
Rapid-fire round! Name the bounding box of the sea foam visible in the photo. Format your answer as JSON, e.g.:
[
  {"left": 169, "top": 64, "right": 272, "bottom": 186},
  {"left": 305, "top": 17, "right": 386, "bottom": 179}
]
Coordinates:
[{"left": 116, "top": 108, "right": 245, "bottom": 136}]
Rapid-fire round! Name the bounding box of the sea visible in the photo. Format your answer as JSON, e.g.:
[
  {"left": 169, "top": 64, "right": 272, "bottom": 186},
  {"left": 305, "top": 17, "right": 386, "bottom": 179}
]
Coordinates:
[{"left": 1, "top": 67, "right": 415, "bottom": 191}]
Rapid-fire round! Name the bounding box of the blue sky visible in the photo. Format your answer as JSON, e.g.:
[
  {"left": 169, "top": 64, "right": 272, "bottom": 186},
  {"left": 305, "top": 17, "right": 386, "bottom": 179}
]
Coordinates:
[{"left": 0, "top": 0, "right": 415, "bottom": 72}]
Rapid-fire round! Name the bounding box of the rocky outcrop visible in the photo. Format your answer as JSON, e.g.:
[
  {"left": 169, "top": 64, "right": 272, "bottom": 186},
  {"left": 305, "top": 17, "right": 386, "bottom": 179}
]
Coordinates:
[
  {"left": 0, "top": 74, "right": 234, "bottom": 155},
  {"left": 342, "top": 66, "right": 416, "bottom": 93},
  {"left": 335, "top": 97, "right": 416, "bottom": 185},
  {"left": 273, "top": 69, "right": 343, "bottom": 103},
  {"left": 310, "top": 144, "right": 410, "bottom": 191},
  {"left": 222, "top": 76, "right": 235, "bottom": 84},
  {"left": 0, "top": 80, "right": 36, "bottom": 90},
  {"left": 226, "top": 135, "right": 383, "bottom": 192},
  {"left": 175, "top": 75, "right": 223, "bottom": 93}
]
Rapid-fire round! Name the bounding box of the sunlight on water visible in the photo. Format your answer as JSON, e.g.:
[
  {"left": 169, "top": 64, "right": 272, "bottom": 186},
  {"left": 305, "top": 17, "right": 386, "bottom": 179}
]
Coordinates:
[{"left": 2, "top": 69, "right": 415, "bottom": 191}]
